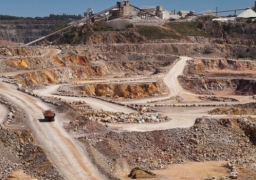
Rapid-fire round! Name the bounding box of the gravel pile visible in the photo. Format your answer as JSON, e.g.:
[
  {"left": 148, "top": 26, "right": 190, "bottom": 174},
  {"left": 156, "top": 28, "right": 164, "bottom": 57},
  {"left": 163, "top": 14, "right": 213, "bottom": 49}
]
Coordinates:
[{"left": 80, "top": 117, "right": 256, "bottom": 176}]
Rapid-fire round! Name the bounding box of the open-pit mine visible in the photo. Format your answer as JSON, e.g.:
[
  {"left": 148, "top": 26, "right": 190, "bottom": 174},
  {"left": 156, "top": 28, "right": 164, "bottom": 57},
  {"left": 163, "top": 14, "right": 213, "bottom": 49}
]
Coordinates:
[{"left": 1, "top": 1, "right": 256, "bottom": 180}]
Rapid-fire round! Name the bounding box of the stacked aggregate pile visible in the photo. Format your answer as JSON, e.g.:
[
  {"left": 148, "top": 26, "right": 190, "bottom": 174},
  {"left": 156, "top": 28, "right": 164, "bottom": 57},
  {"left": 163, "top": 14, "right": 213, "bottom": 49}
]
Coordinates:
[{"left": 66, "top": 111, "right": 170, "bottom": 127}]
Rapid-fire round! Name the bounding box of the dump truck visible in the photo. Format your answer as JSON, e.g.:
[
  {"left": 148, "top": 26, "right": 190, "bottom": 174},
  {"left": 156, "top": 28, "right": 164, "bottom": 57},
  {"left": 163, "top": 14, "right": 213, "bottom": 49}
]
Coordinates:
[{"left": 43, "top": 110, "right": 55, "bottom": 122}]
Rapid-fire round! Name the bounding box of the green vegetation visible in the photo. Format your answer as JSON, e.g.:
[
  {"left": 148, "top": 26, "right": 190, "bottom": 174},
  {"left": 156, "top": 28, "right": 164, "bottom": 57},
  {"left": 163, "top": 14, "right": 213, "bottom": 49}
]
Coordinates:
[
  {"left": 56, "top": 21, "right": 116, "bottom": 44},
  {"left": 49, "top": 22, "right": 69, "bottom": 33},
  {"left": 0, "top": 13, "right": 82, "bottom": 21},
  {"left": 136, "top": 22, "right": 212, "bottom": 40},
  {"left": 172, "top": 45, "right": 178, "bottom": 54},
  {"left": 136, "top": 26, "right": 180, "bottom": 40},
  {"left": 246, "top": 19, "right": 252, "bottom": 23},
  {"left": 196, "top": 15, "right": 215, "bottom": 22},
  {"left": 58, "top": 27, "right": 77, "bottom": 44},
  {"left": 0, "top": 15, "right": 32, "bottom": 20},
  {"left": 237, "top": 53, "right": 256, "bottom": 60},
  {"left": 164, "top": 22, "right": 212, "bottom": 37},
  {"left": 126, "top": 24, "right": 134, "bottom": 29},
  {"left": 47, "top": 14, "right": 82, "bottom": 20},
  {"left": 198, "top": 73, "right": 205, "bottom": 78},
  {"left": 93, "top": 21, "right": 113, "bottom": 31}
]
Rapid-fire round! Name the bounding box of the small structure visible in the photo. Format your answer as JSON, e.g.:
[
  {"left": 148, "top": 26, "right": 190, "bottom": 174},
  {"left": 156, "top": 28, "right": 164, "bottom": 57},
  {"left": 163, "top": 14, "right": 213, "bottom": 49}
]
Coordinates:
[
  {"left": 110, "top": 1, "right": 137, "bottom": 17},
  {"left": 177, "top": 10, "right": 195, "bottom": 18},
  {"left": 43, "top": 110, "right": 55, "bottom": 122},
  {"left": 156, "top": 6, "right": 171, "bottom": 20},
  {"left": 138, "top": 6, "right": 157, "bottom": 19},
  {"left": 140, "top": 6, "right": 157, "bottom": 14},
  {"left": 212, "top": 17, "right": 236, "bottom": 23}
]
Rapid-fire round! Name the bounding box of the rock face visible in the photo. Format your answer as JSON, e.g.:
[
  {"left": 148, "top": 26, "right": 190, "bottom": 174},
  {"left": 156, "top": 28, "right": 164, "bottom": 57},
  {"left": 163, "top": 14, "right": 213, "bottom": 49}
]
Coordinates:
[
  {"left": 179, "top": 77, "right": 256, "bottom": 95},
  {"left": 179, "top": 58, "right": 256, "bottom": 95},
  {"left": 2, "top": 46, "right": 177, "bottom": 87},
  {"left": 184, "top": 59, "right": 256, "bottom": 75},
  {"left": 72, "top": 82, "right": 162, "bottom": 98},
  {"left": 0, "top": 20, "right": 67, "bottom": 44}
]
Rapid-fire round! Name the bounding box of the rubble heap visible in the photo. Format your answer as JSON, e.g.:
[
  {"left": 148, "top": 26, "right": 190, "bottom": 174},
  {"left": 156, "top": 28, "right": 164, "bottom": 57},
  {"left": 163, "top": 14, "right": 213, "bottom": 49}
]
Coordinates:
[{"left": 78, "top": 117, "right": 256, "bottom": 176}]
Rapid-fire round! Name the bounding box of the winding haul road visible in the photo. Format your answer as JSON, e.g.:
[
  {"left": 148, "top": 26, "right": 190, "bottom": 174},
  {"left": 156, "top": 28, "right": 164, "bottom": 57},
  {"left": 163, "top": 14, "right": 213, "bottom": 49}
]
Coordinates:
[
  {"left": 0, "top": 55, "right": 194, "bottom": 180},
  {"left": 33, "top": 56, "right": 192, "bottom": 112},
  {"left": 122, "top": 56, "right": 192, "bottom": 104},
  {"left": 32, "top": 56, "right": 201, "bottom": 132},
  {"left": 0, "top": 82, "right": 107, "bottom": 180},
  {"left": 1, "top": 51, "right": 255, "bottom": 179}
]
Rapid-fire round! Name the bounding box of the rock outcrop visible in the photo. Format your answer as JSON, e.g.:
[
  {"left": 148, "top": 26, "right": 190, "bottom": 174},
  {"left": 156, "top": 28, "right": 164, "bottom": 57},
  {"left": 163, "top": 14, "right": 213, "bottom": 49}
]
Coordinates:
[{"left": 0, "top": 20, "right": 67, "bottom": 44}]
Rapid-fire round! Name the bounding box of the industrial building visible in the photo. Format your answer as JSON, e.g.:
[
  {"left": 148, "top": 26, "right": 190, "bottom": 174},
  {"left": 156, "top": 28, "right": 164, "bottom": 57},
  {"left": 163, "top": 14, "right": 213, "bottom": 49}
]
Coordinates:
[
  {"left": 109, "top": 1, "right": 185, "bottom": 20},
  {"left": 110, "top": 1, "right": 137, "bottom": 17},
  {"left": 156, "top": 6, "right": 171, "bottom": 20}
]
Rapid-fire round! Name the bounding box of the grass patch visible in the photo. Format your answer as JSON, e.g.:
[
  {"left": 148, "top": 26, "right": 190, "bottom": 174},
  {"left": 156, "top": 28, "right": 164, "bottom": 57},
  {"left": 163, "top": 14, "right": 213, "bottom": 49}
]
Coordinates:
[
  {"left": 165, "top": 22, "right": 212, "bottom": 37},
  {"left": 136, "top": 26, "right": 180, "bottom": 40},
  {"left": 136, "top": 22, "right": 212, "bottom": 40},
  {"left": 93, "top": 21, "right": 113, "bottom": 31}
]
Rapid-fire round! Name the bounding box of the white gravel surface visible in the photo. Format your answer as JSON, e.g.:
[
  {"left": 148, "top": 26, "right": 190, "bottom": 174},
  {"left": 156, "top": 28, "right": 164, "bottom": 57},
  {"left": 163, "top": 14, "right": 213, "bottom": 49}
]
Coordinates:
[
  {"left": 0, "top": 82, "right": 107, "bottom": 180},
  {"left": 0, "top": 104, "right": 8, "bottom": 124}
]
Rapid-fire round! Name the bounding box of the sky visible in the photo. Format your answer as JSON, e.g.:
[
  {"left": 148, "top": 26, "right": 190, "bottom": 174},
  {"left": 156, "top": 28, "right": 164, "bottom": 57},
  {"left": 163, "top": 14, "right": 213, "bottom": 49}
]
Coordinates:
[{"left": 0, "top": 0, "right": 254, "bottom": 17}]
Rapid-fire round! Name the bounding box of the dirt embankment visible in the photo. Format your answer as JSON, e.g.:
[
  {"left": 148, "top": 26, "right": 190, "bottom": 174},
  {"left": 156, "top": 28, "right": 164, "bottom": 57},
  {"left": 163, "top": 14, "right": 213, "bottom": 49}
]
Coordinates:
[
  {"left": 0, "top": 19, "right": 67, "bottom": 44},
  {"left": 65, "top": 81, "right": 163, "bottom": 99},
  {"left": 86, "top": 31, "right": 146, "bottom": 45}
]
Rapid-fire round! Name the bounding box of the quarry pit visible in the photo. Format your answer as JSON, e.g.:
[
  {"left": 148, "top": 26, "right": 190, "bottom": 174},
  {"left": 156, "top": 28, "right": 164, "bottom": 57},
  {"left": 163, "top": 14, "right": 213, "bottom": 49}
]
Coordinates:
[{"left": 1, "top": 13, "right": 256, "bottom": 180}]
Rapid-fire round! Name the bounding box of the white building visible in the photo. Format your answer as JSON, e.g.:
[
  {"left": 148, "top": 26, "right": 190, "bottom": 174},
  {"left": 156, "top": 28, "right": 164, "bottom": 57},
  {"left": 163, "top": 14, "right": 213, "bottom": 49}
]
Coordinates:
[
  {"left": 212, "top": 17, "right": 236, "bottom": 23},
  {"left": 157, "top": 10, "right": 171, "bottom": 19}
]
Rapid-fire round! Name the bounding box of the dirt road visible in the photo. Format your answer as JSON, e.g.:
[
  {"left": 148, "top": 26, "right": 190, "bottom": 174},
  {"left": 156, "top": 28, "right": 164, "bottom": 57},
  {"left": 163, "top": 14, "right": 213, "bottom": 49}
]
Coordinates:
[
  {"left": 123, "top": 56, "right": 192, "bottom": 104},
  {"left": 33, "top": 84, "right": 136, "bottom": 113},
  {"left": 0, "top": 82, "right": 107, "bottom": 180},
  {"left": 0, "top": 104, "right": 8, "bottom": 124}
]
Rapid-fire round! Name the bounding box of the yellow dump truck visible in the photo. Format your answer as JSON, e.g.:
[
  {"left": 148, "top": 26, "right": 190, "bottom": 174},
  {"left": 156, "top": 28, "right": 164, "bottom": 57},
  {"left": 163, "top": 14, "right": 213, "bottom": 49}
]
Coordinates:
[{"left": 43, "top": 110, "right": 55, "bottom": 122}]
